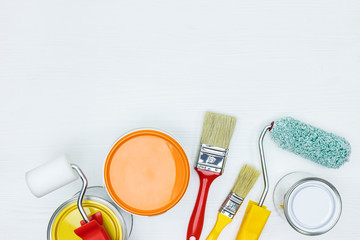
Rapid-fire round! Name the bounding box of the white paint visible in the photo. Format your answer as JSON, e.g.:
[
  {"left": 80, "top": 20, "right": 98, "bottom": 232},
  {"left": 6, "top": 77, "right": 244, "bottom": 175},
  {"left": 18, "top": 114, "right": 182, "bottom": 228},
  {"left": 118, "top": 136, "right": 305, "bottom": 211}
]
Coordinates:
[
  {"left": 287, "top": 181, "right": 341, "bottom": 234},
  {"left": 0, "top": 0, "right": 360, "bottom": 239}
]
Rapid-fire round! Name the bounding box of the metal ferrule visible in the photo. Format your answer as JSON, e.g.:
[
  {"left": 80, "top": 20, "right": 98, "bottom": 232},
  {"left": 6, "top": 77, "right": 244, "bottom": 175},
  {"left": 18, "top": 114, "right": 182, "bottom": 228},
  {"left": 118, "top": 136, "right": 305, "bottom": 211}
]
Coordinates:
[
  {"left": 219, "top": 192, "right": 244, "bottom": 219},
  {"left": 196, "top": 144, "right": 228, "bottom": 173}
]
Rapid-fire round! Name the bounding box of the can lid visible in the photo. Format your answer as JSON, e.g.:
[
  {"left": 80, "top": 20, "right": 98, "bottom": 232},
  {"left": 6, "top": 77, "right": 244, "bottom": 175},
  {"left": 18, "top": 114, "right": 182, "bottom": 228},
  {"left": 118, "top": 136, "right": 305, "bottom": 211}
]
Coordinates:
[
  {"left": 51, "top": 200, "right": 123, "bottom": 240},
  {"left": 284, "top": 178, "right": 342, "bottom": 235},
  {"left": 104, "top": 129, "right": 190, "bottom": 216}
]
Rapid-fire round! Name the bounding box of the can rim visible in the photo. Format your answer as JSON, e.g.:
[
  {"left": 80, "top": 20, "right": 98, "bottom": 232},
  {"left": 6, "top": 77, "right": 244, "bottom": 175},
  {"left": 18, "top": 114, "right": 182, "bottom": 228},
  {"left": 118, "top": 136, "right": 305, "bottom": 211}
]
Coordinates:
[
  {"left": 103, "top": 128, "right": 190, "bottom": 216},
  {"left": 283, "top": 177, "right": 342, "bottom": 236}
]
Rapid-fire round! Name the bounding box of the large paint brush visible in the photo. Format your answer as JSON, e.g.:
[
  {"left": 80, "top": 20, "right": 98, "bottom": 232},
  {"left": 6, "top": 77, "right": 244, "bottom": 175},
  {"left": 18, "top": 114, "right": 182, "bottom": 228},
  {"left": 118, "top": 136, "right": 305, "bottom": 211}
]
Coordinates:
[
  {"left": 187, "top": 112, "right": 236, "bottom": 240},
  {"left": 206, "top": 164, "right": 260, "bottom": 240}
]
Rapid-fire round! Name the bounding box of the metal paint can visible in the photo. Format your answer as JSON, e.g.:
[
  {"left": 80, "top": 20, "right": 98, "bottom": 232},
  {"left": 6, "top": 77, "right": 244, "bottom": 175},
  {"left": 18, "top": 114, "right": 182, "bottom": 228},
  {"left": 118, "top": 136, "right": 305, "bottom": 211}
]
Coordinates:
[
  {"left": 104, "top": 129, "right": 190, "bottom": 216},
  {"left": 47, "top": 186, "right": 133, "bottom": 240},
  {"left": 273, "top": 172, "right": 342, "bottom": 235}
]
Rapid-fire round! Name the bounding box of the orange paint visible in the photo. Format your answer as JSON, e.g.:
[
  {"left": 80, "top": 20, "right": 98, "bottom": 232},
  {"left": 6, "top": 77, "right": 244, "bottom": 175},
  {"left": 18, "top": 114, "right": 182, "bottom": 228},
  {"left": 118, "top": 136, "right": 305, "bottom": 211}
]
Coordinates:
[{"left": 104, "top": 130, "right": 190, "bottom": 216}]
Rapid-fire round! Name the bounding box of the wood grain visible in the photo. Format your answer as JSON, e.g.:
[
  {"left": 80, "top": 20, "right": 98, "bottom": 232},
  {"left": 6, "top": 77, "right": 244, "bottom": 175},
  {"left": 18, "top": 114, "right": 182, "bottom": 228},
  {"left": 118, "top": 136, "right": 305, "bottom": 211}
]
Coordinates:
[{"left": 0, "top": 0, "right": 359, "bottom": 239}]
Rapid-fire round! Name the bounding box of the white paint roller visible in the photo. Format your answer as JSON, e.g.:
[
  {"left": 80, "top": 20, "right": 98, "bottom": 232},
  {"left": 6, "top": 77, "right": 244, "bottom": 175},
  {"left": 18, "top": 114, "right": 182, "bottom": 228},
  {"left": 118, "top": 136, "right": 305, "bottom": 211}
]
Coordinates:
[{"left": 25, "top": 155, "right": 78, "bottom": 198}]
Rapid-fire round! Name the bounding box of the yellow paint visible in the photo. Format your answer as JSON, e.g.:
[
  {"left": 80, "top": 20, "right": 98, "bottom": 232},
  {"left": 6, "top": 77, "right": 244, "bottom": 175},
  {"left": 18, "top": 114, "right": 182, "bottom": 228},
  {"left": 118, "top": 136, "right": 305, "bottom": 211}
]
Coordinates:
[{"left": 51, "top": 200, "right": 122, "bottom": 240}]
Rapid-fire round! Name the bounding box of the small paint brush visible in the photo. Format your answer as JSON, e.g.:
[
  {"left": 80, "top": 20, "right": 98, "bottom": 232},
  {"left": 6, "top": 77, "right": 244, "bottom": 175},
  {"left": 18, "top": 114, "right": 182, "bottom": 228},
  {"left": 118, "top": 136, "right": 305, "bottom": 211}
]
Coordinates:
[
  {"left": 206, "top": 164, "right": 260, "bottom": 240},
  {"left": 187, "top": 112, "right": 236, "bottom": 240}
]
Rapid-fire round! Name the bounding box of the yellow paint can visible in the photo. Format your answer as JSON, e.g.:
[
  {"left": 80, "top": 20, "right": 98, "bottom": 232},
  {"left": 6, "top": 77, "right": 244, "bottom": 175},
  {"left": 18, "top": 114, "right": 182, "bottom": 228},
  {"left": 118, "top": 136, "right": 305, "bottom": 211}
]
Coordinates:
[{"left": 47, "top": 186, "right": 133, "bottom": 240}]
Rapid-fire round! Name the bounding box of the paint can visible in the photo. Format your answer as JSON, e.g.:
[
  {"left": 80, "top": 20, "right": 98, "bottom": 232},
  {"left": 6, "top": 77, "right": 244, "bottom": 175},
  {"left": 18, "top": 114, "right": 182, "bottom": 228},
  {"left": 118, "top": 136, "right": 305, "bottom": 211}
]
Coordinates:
[
  {"left": 273, "top": 172, "right": 342, "bottom": 235},
  {"left": 104, "top": 129, "right": 190, "bottom": 216},
  {"left": 48, "top": 186, "right": 133, "bottom": 240}
]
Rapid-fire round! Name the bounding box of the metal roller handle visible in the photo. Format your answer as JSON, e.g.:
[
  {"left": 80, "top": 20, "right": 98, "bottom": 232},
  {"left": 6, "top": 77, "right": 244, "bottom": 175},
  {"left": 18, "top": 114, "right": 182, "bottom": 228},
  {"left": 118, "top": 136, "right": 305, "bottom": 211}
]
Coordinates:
[
  {"left": 258, "top": 123, "right": 273, "bottom": 207},
  {"left": 71, "top": 164, "right": 90, "bottom": 223}
]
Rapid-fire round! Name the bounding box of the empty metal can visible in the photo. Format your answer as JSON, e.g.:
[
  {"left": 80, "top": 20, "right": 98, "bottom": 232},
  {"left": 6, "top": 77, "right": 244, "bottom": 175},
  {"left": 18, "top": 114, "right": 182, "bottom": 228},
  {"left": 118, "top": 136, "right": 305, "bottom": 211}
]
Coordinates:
[
  {"left": 47, "top": 186, "right": 133, "bottom": 240},
  {"left": 273, "top": 172, "right": 342, "bottom": 236}
]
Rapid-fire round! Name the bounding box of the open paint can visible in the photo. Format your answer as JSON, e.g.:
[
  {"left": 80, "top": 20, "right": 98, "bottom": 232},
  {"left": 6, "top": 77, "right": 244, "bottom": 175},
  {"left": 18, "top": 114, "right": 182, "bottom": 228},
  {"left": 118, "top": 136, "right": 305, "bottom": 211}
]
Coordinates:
[
  {"left": 48, "top": 186, "right": 133, "bottom": 240},
  {"left": 104, "top": 129, "right": 190, "bottom": 216},
  {"left": 273, "top": 172, "right": 342, "bottom": 235}
]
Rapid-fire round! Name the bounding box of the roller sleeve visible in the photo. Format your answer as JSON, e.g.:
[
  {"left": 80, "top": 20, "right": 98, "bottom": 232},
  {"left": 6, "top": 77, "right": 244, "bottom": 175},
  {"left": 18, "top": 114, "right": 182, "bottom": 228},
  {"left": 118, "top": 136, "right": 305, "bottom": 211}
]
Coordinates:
[
  {"left": 270, "top": 117, "right": 351, "bottom": 168},
  {"left": 25, "top": 155, "right": 78, "bottom": 197}
]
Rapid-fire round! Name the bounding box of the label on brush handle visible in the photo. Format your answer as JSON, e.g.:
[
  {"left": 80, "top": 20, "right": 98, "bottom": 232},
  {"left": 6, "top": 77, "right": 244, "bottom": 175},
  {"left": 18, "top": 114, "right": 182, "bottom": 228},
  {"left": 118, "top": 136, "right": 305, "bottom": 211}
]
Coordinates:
[{"left": 196, "top": 144, "right": 228, "bottom": 173}]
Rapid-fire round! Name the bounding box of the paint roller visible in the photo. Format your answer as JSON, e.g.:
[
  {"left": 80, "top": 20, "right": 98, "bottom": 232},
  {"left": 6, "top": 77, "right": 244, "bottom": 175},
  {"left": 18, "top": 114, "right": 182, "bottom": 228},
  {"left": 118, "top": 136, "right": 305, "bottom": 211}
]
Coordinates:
[
  {"left": 236, "top": 117, "right": 351, "bottom": 240},
  {"left": 25, "top": 155, "right": 112, "bottom": 240}
]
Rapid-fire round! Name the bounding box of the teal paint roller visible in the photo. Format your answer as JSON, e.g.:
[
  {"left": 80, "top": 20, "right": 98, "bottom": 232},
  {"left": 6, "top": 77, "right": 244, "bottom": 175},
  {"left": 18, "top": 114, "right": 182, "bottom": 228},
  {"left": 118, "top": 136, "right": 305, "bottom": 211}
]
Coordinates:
[{"left": 270, "top": 117, "right": 351, "bottom": 168}]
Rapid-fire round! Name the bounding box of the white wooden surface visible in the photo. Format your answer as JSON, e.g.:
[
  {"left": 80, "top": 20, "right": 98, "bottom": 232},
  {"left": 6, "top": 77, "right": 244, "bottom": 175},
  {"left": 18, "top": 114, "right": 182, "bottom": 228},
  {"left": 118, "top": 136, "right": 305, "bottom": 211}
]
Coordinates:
[{"left": 1, "top": 0, "right": 360, "bottom": 239}]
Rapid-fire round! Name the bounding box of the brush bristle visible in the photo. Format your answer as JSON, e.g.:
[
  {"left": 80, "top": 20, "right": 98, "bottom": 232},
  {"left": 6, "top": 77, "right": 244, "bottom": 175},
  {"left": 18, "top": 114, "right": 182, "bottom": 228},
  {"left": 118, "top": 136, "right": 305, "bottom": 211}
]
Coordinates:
[
  {"left": 232, "top": 164, "right": 260, "bottom": 198},
  {"left": 200, "top": 112, "right": 237, "bottom": 149}
]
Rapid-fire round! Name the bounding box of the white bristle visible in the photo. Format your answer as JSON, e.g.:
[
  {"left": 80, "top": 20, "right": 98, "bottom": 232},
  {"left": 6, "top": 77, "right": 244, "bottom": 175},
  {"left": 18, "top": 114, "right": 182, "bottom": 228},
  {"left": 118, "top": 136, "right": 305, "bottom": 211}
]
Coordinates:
[
  {"left": 232, "top": 164, "right": 260, "bottom": 198},
  {"left": 200, "top": 112, "right": 237, "bottom": 149}
]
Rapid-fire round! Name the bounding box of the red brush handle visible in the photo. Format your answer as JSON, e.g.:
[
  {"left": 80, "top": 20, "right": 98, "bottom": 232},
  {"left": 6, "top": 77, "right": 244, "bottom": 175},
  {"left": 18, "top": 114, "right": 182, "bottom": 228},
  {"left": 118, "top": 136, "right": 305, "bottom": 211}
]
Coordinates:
[{"left": 187, "top": 168, "right": 221, "bottom": 240}]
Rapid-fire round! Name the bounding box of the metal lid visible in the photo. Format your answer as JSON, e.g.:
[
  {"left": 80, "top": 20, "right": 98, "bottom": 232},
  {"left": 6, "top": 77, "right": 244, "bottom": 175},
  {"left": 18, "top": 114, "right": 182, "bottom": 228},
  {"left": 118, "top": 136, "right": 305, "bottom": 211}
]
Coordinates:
[
  {"left": 48, "top": 197, "right": 123, "bottom": 240},
  {"left": 284, "top": 177, "right": 342, "bottom": 235}
]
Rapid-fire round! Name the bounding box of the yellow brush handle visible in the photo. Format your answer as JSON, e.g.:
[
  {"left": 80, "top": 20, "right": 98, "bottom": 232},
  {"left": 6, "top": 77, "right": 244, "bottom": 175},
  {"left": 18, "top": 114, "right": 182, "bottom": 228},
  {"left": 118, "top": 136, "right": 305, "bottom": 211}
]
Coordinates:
[{"left": 206, "top": 212, "right": 232, "bottom": 240}]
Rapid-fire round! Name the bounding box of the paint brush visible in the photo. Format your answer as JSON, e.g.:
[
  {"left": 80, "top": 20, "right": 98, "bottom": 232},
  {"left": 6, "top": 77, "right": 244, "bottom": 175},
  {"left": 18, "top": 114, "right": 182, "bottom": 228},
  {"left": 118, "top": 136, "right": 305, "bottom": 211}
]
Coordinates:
[
  {"left": 187, "top": 112, "right": 237, "bottom": 240},
  {"left": 206, "top": 164, "right": 260, "bottom": 240}
]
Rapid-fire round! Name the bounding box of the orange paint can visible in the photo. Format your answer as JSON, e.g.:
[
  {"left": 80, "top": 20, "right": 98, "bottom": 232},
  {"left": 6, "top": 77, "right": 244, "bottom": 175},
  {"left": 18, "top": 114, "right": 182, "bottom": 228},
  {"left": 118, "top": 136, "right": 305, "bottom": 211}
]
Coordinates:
[{"left": 104, "top": 129, "right": 190, "bottom": 216}]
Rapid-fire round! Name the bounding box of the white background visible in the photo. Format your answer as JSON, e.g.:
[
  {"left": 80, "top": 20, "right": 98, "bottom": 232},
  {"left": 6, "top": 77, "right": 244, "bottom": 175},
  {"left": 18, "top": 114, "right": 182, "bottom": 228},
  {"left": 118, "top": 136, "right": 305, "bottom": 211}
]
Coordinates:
[{"left": 0, "top": 0, "right": 359, "bottom": 239}]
